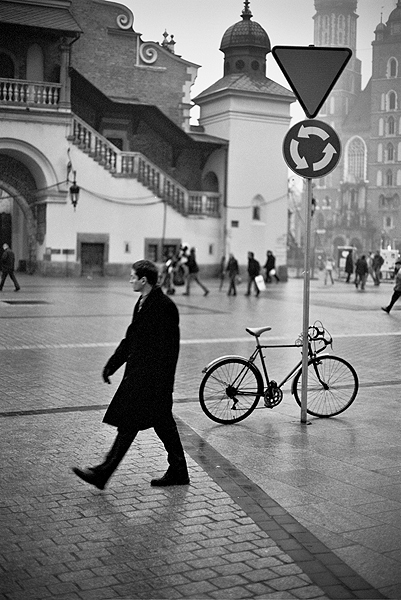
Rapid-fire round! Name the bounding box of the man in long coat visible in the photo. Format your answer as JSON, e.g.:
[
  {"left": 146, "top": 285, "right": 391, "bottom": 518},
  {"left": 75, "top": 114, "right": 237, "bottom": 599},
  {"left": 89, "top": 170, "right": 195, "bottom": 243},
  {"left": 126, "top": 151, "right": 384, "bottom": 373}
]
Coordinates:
[
  {"left": 73, "top": 260, "right": 189, "bottom": 489},
  {"left": 0, "top": 243, "right": 20, "bottom": 291}
]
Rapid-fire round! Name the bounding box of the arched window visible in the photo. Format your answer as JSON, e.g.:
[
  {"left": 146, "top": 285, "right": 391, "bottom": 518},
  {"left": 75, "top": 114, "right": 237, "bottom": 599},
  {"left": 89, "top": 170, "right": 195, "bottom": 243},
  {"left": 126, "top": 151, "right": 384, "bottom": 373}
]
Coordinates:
[
  {"left": 347, "top": 137, "right": 366, "bottom": 180},
  {"left": 386, "top": 169, "right": 393, "bottom": 186},
  {"left": 0, "top": 52, "right": 15, "bottom": 78},
  {"left": 27, "top": 44, "right": 44, "bottom": 81},
  {"left": 337, "top": 15, "right": 346, "bottom": 45},
  {"left": 388, "top": 116, "right": 395, "bottom": 135},
  {"left": 252, "top": 195, "right": 264, "bottom": 222},
  {"left": 387, "top": 143, "right": 395, "bottom": 161},
  {"left": 389, "top": 58, "right": 398, "bottom": 78},
  {"left": 201, "top": 171, "right": 219, "bottom": 192},
  {"left": 322, "top": 16, "right": 330, "bottom": 45},
  {"left": 377, "top": 170, "right": 382, "bottom": 186},
  {"left": 388, "top": 91, "right": 397, "bottom": 110},
  {"left": 378, "top": 143, "right": 383, "bottom": 162}
]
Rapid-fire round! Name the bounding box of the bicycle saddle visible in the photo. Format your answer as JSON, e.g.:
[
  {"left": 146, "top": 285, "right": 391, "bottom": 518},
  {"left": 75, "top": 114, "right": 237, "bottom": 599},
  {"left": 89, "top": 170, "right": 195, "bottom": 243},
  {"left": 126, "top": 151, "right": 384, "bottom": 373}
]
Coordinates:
[{"left": 246, "top": 326, "right": 272, "bottom": 337}]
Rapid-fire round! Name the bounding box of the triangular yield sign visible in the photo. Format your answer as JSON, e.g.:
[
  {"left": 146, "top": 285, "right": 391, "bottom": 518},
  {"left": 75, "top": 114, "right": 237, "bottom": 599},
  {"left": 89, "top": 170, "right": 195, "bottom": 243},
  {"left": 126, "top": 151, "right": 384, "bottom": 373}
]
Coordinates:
[{"left": 272, "top": 46, "right": 352, "bottom": 118}]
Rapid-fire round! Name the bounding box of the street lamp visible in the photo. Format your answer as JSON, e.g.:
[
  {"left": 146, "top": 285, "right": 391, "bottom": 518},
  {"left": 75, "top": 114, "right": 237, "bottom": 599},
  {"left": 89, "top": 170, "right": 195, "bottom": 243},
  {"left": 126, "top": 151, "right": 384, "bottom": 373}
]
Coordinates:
[{"left": 69, "top": 170, "right": 80, "bottom": 210}]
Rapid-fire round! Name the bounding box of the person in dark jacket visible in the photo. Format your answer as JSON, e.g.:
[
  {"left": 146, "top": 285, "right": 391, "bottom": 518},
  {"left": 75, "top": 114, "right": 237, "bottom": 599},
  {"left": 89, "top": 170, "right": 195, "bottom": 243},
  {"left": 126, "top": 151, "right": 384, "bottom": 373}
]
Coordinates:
[
  {"left": 355, "top": 255, "right": 369, "bottom": 290},
  {"left": 0, "top": 243, "right": 20, "bottom": 292},
  {"left": 183, "top": 247, "right": 209, "bottom": 296},
  {"left": 264, "top": 250, "right": 279, "bottom": 283},
  {"left": 72, "top": 260, "right": 189, "bottom": 490},
  {"left": 345, "top": 250, "right": 354, "bottom": 283},
  {"left": 226, "top": 253, "right": 239, "bottom": 296},
  {"left": 245, "top": 251, "right": 261, "bottom": 296}
]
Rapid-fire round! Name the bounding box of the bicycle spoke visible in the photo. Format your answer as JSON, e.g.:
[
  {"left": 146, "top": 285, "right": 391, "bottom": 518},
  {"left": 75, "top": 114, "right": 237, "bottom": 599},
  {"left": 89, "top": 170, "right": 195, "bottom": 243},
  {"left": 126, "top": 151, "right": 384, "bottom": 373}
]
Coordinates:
[{"left": 199, "top": 358, "right": 262, "bottom": 424}]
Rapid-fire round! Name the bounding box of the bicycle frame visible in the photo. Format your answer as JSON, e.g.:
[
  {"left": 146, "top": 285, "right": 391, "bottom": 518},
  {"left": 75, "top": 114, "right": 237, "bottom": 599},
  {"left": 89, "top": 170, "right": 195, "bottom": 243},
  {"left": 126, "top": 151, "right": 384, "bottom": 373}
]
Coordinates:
[{"left": 246, "top": 336, "right": 330, "bottom": 393}]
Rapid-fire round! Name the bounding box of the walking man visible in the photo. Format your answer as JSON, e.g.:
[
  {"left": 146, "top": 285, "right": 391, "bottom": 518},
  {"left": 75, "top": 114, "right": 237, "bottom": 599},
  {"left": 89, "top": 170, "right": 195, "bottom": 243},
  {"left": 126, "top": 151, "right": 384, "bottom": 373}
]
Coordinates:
[
  {"left": 183, "top": 247, "right": 209, "bottom": 296},
  {"left": 72, "top": 259, "right": 189, "bottom": 489},
  {"left": 226, "top": 253, "right": 239, "bottom": 296},
  {"left": 355, "top": 255, "right": 369, "bottom": 290},
  {"left": 0, "top": 243, "right": 20, "bottom": 292},
  {"left": 382, "top": 260, "right": 401, "bottom": 313},
  {"left": 245, "top": 251, "right": 261, "bottom": 296}
]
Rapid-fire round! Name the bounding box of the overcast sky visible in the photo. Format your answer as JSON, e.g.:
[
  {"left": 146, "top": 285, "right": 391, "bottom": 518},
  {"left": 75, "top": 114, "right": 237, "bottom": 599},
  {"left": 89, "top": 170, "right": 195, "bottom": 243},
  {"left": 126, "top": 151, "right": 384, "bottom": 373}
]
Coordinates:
[{"left": 110, "top": 0, "right": 397, "bottom": 122}]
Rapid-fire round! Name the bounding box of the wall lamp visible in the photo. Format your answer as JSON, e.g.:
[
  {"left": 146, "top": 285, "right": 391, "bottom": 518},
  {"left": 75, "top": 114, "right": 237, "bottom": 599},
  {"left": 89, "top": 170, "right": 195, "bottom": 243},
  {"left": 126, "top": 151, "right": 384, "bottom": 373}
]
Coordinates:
[{"left": 69, "top": 170, "right": 80, "bottom": 211}]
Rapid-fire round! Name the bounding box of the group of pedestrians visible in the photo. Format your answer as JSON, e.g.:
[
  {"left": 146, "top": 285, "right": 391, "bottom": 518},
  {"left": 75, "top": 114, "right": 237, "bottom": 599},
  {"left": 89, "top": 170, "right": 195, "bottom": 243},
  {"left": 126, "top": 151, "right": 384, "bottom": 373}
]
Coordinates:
[
  {"left": 344, "top": 250, "right": 385, "bottom": 291},
  {"left": 161, "top": 245, "right": 209, "bottom": 297},
  {"left": 219, "top": 250, "right": 280, "bottom": 297}
]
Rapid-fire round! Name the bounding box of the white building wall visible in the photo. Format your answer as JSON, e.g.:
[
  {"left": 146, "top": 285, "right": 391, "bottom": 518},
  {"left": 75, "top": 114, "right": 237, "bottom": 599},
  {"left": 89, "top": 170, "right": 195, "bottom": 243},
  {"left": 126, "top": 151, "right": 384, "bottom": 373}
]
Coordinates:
[{"left": 198, "top": 91, "right": 292, "bottom": 269}]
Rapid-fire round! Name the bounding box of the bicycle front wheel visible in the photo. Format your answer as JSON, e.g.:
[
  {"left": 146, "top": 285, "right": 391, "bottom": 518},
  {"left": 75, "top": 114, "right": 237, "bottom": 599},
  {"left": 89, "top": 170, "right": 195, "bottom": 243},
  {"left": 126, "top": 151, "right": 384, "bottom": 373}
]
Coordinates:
[
  {"left": 199, "top": 358, "right": 264, "bottom": 424},
  {"left": 293, "top": 355, "right": 358, "bottom": 417}
]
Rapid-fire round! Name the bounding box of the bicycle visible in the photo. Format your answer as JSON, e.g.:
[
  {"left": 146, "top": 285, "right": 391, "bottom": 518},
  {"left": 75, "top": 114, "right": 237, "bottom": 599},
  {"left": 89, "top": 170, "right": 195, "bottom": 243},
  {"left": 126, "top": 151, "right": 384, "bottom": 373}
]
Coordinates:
[{"left": 199, "top": 321, "right": 358, "bottom": 424}]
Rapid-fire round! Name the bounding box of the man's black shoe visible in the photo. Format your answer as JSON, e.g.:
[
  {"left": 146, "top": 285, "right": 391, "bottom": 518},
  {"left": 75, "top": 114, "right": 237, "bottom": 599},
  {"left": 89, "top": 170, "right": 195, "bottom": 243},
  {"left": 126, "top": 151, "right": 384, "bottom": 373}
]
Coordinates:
[
  {"left": 72, "top": 467, "right": 107, "bottom": 490},
  {"left": 150, "top": 470, "right": 190, "bottom": 487}
]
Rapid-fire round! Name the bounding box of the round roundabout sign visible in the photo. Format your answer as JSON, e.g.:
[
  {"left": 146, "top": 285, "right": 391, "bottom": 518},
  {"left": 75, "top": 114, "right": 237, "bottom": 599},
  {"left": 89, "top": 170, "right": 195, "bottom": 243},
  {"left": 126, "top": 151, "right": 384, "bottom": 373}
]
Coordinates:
[{"left": 283, "top": 119, "right": 341, "bottom": 178}]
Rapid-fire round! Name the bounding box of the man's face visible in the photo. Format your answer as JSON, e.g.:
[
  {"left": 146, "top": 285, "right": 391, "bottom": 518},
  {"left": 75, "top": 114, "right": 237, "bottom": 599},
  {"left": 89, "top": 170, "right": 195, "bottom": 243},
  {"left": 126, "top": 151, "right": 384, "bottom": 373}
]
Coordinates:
[{"left": 129, "top": 269, "right": 145, "bottom": 293}]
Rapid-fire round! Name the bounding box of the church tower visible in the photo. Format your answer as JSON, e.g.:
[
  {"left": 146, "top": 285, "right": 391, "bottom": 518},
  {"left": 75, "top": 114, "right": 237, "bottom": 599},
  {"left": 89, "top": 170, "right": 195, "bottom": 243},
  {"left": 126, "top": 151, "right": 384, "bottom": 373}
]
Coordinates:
[
  {"left": 313, "top": 0, "right": 362, "bottom": 129},
  {"left": 370, "top": 1, "right": 401, "bottom": 250}
]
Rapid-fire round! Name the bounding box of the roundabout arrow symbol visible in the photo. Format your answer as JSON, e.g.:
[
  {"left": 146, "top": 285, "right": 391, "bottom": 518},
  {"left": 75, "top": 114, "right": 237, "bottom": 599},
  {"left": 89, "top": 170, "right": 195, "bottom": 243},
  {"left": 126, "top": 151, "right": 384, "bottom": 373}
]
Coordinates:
[
  {"left": 313, "top": 143, "right": 337, "bottom": 171},
  {"left": 290, "top": 139, "right": 308, "bottom": 169},
  {"left": 298, "top": 125, "right": 329, "bottom": 140}
]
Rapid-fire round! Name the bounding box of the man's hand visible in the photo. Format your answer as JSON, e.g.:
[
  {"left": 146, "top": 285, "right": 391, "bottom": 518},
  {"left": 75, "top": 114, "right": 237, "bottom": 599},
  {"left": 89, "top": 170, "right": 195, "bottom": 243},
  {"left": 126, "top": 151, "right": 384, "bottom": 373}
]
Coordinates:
[{"left": 102, "top": 367, "right": 112, "bottom": 384}]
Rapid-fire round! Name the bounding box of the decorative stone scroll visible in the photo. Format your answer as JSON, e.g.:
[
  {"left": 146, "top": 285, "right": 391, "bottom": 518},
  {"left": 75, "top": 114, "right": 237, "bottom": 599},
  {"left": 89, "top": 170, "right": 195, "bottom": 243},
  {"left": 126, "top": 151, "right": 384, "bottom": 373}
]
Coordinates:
[
  {"left": 139, "top": 43, "right": 158, "bottom": 64},
  {"left": 116, "top": 10, "right": 134, "bottom": 30}
]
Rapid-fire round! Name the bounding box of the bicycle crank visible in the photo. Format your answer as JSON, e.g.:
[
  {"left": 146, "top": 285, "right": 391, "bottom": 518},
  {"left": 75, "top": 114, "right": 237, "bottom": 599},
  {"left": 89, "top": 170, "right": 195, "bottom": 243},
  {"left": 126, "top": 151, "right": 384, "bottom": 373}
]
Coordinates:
[{"left": 264, "top": 381, "right": 283, "bottom": 408}]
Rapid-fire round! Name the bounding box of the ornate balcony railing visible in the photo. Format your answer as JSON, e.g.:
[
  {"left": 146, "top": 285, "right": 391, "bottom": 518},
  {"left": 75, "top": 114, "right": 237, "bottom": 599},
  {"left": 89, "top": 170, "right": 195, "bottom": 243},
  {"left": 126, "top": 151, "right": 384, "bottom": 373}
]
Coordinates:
[
  {"left": 69, "top": 115, "right": 220, "bottom": 218},
  {"left": 0, "top": 78, "right": 61, "bottom": 107}
]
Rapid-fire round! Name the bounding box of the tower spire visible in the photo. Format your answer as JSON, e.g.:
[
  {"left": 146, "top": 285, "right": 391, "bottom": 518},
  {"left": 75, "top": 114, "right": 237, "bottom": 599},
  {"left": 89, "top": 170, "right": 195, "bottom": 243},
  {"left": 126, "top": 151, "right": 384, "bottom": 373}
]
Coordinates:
[{"left": 241, "top": 0, "right": 253, "bottom": 21}]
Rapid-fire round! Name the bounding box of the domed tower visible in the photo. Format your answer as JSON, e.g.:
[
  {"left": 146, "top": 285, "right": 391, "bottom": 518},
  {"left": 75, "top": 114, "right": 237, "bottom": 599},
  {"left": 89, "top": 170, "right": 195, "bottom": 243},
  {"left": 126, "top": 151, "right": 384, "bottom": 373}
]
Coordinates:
[
  {"left": 220, "top": 0, "right": 270, "bottom": 79},
  {"left": 193, "top": 1, "right": 294, "bottom": 272}
]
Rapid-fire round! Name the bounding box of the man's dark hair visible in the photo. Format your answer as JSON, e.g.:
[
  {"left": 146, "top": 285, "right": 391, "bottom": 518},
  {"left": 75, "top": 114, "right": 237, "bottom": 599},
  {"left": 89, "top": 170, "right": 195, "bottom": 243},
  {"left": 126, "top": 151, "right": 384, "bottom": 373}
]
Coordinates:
[{"left": 132, "top": 260, "right": 159, "bottom": 286}]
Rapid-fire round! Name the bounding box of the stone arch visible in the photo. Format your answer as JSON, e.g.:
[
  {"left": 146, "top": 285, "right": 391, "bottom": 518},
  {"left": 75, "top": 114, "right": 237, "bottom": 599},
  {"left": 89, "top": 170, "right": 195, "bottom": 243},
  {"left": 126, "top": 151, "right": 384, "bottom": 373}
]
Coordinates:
[
  {"left": 0, "top": 141, "right": 62, "bottom": 272},
  {"left": 0, "top": 179, "right": 37, "bottom": 272},
  {"left": 201, "top": 171, "right": 219, "bottom": 192}
]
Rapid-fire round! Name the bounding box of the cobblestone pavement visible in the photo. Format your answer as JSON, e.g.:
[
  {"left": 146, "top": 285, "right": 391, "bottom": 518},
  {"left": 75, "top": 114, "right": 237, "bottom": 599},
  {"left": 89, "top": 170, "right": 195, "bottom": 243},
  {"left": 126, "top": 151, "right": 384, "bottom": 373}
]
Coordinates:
[{"left": 1, "top": 272, "right": 401, "bottom": 599}]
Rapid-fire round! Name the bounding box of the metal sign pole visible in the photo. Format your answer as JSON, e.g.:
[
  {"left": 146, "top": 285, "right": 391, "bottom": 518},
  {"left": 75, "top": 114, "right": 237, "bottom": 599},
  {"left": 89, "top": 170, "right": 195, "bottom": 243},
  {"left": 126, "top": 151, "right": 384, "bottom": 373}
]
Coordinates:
[{"left": 301, "top": 177, "right": 313, "bottom": 423}]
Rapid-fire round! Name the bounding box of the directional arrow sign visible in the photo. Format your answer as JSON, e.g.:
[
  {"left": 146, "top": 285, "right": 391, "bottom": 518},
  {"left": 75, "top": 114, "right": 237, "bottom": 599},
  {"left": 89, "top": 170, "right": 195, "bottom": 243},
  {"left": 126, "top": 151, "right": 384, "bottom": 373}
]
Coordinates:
[
  {"left": 283, "top": 119, "right": 341, "bottom": 178},
  {"left": 272, "top": 46, "right": 352, "bottom": 118}
]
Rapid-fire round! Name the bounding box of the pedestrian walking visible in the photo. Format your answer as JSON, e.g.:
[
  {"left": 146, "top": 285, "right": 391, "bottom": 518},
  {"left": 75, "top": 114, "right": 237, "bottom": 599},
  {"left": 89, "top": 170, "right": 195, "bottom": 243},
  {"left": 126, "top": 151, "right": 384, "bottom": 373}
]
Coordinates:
[
  {"left": 345, "top": 250, "right": 353, "bottom": 283},
  {"left": 72, "top": 259, "right": 189, "bottom": 489},
  {"left": 355, "top": 255, "right": 368, "bottom": 290},
  {"left": 382, "top": 260, "right": 401, "bottom": 313},
  {"left": 183, "top": 247, "right": 209, "bottom": 296},
  {"left": 372, "top": 250, "right": 384, "bottom": 286},
  {"left": 226, "top": 253, "right": 239, "bottom": 296},
  {"left": 0, "top": 243, "right": 20, "bottom": 292},
  {"left": 245, "top": 251, "right": 261, "bottom": 296},
  {"left": 219, "top": 255, "right": 226, "bottom": 291},
  {"left": 324, "top": 256, "right": 335, "bottom": 285},
  {"left": 264, "top": 250, "right": 279, "bottom": 283}
]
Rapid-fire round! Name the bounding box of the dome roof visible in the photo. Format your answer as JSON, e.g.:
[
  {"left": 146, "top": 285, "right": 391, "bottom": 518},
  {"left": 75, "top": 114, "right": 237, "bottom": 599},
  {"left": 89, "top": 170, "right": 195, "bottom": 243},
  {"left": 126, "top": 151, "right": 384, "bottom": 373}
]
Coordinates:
[
  {"left": 220, "top": 1, "right": 270, "bottom": 52},
  {"left": 388, "top": 0, "right": 401, "bottom": 22}
]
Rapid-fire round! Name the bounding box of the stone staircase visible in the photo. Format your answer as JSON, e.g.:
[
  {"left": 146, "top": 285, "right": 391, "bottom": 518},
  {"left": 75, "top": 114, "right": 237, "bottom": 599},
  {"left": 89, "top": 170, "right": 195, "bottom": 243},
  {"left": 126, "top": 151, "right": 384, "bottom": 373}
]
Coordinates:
[{"left": 68, "top": 114, "right": 220, "bottom": 218}]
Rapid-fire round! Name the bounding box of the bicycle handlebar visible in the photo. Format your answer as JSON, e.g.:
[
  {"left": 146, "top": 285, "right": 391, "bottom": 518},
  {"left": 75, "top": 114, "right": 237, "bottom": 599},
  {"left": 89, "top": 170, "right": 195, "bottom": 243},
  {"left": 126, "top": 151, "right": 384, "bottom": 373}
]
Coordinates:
[{"left": 296, "top": 320, "right": 333, "bottom": 352}]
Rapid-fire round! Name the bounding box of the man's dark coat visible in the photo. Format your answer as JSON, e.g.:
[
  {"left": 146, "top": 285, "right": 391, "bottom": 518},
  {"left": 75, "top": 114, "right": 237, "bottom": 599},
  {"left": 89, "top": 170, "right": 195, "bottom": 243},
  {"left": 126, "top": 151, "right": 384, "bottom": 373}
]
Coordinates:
[
  {"left": 102, "top": 286, "right": 180, "bottom": 431},
  {"left": 1, "top": 248, "right": 15, "bottom": 272}
]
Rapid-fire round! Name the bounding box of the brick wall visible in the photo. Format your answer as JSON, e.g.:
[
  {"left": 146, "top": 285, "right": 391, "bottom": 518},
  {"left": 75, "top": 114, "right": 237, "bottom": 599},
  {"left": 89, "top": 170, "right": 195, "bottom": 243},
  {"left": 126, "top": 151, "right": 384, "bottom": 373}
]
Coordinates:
[{"left": 70, "top": 0, "right": 197, "bottom": 128}]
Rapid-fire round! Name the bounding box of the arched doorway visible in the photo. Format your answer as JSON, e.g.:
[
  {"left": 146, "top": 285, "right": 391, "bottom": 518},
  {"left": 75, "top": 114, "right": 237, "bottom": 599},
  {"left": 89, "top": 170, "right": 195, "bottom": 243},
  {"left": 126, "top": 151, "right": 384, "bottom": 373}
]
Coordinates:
[{"left": 0, "top": 155, "right": 38, "bottom": 272}]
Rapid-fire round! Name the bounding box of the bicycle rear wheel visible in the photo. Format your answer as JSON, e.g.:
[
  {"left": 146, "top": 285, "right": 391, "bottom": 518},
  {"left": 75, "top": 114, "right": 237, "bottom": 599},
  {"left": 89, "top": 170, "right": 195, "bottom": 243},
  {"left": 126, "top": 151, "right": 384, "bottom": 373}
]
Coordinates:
[
  {"left": 293, "top": 355, "right": 358, "bottom": 417},
  {"left": 199, "top": 358, "right": 263, "bottom": 424}
]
